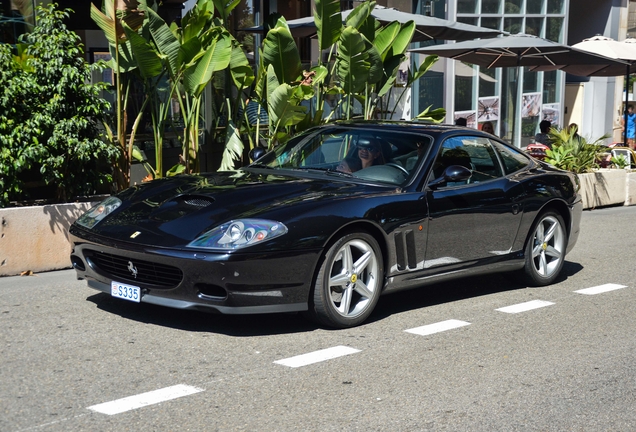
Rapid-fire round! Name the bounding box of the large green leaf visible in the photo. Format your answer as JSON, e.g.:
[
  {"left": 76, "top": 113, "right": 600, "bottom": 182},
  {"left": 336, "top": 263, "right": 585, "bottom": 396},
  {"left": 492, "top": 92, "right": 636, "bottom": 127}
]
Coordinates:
[
  {"left": 336, "top": 27, "right": 370, "bottom": 94},
  {"left": 109, "top": 39, "right": 137, "bottom": 73},
  {"left": 345, "top": 1, "right": 375, "bottom": 29},
  {"left": 387, "top": 21, "right": 416, "bottom": 58},
  {"left": 315, "top": 0, "right": 342, "bottom": 51},
  {"left": 146, "top": 7, "right": 181, "bottom": 79},
  {"left": 366, "top": 40, "right": 383, "bottom": 85},
  {"left": 90, "top": 3, "right": 118, "bottom": 44},
  {"left": 122, "top": 22, "right": 163, "bottom": 79},
  {"left": 212, "top": 0, "right": 241, "bottom": 22},
  {"left": 374, "top": 21, "right": 400, "bottom": 60},
  {"left": 183, "top": 34, "right": 232, "bottom": 97},
  {"left": 229, "top": 39, "right": 254, "bottom": 89},
  {"left": 219, "top": 120, "right": 243, "bottom": 171},
  {"left": 262, "top": 18, "right": 302, "bottom": 84},
  {"left": 268, "top": 83, "right": 307, "bottom": 129}
]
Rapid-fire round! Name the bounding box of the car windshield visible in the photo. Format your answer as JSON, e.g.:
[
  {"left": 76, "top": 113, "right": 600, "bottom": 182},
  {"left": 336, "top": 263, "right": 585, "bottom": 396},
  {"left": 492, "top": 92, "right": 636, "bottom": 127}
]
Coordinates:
[{"left": 251, "top": 127, "right": 433, "bottom": 186}]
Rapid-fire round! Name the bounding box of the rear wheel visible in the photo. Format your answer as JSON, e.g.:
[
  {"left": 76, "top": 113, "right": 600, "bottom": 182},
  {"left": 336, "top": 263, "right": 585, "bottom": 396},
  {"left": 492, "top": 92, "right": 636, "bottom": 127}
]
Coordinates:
[
  {"left": 523, "top": 211, "right": 567, "bottom": 286},
  {"left": 308, "top": 232, "right": 383, "bottom": 328}
]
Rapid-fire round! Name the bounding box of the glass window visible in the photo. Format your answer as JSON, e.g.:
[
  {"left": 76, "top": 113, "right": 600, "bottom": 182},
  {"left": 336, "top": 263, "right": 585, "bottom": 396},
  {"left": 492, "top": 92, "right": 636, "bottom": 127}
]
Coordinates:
[
  {"left": 505, "top": 0, "right": 523, "bottom": 14},
  {"left": 455, "top": 66, "right": 475, "bottom": 112},
  {"left": 525, "top": 18, "right": 544, "bottom": 37},
  {"left": 526, "top": 0, "right": 544, "bottom": 14},
  {"left": 491, "top": 141, "right": 530, "bottom": 174},
  {"left": 504, "top": 17, "right": 523, "bottom": 34},
  {"left": 481, "top": 17, "right": 501, "bottom": 31},
  {"left": 547, "top": 0, "right": 564, "bottom": 14},
  {"left": 458, "top": 17, "right": 478, "bottom": 26},
  {"left": 481, "top": 0, "right": 501, "bottom": 14},
  {"left": 432, "top": 136, "right": 504, "bottom": 186},
  {"left": 543, "top": 70, "right": 557, "bottom": 104},
  {"left": 523, "top": 68, "right": 539, "bottom": 93},
  {"left": 479, "top": 67, "right": 497, "bottom": 98},
  {"left": 457, "top": 0, "right": 478, "bottom": 14},
  {"left": 546, "top": 17, "right": 563, "bottom": 42}
]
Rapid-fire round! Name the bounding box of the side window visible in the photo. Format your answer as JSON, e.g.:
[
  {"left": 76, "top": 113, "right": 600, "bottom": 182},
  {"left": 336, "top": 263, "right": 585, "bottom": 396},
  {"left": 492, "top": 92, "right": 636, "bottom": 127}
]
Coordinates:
[
  {"left": 491, "top": 140, "right": 531, "bottom": 174},
  {"left": 432, "top": 136, "right": 504, "bottom": 186}
]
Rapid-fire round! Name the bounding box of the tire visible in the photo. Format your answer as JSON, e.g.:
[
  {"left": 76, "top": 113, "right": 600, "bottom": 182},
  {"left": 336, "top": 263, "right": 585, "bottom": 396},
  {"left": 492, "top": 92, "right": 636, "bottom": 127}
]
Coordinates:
[
  {"left": 522, "top": 210, "right": 567, "bottom": 286},
  {"left": 308, "top": 232, "right": 383, "bottom": 328}
]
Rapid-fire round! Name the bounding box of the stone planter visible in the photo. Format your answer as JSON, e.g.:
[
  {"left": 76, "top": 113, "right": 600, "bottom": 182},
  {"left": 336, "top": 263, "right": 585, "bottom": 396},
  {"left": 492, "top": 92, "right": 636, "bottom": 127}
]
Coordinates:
[
  {"left": 626, "top": 171, "right": 636, "bottom": 206},
  {"left": 0, "top": 201, "right": 98, "bottom": 277},
  {"left": 578, "top": 169, "right": 627, "bottom": 210}
]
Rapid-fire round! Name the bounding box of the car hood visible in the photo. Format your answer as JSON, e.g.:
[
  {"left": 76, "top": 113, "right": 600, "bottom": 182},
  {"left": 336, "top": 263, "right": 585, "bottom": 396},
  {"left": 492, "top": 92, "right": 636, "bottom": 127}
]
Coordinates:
[{"left": 82, "top": 170, "right": 384, "bottom": 247}]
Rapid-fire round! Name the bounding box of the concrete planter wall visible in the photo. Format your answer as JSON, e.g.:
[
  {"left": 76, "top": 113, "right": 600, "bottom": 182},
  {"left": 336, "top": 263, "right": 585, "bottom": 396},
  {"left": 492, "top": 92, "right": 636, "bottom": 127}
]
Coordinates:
[
  {"left": 578, "top": 169, "right": 626, "bottom": 210},
  {"left": 0, "top": 202, "right": 97, "bottom": 277},
  {"left": 577, "top": 169, "right": 636, "bottom": 210}
]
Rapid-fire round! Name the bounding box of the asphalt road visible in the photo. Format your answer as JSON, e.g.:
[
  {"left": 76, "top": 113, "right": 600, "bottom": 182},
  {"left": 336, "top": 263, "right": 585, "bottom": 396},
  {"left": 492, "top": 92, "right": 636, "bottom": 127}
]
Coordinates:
[{"left": 1, "top": 206, "right": 635, "bottom": 431}]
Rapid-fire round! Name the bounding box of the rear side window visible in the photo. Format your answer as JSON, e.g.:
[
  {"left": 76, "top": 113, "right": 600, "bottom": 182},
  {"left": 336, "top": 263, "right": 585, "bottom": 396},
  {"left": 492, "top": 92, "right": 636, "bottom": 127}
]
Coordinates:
[
  {"left": 432, "top": 136, "right": 504, "bottom": 186},
  {"left": 491, "top": 140, "right": 531, "bottom": 174}
]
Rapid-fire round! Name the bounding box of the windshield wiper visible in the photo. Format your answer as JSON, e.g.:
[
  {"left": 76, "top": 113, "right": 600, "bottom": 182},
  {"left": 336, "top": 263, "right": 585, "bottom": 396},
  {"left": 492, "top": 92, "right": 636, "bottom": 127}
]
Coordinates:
[{"left": 295, "top": 167, "right": 354, "bottom": 178}]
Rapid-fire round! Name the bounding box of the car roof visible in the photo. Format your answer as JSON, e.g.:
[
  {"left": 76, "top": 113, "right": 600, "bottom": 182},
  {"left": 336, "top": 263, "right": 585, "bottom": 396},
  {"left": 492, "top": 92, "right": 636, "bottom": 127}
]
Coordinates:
[{"left": 326, "top": 120, "right": 479, "bottom": 136}]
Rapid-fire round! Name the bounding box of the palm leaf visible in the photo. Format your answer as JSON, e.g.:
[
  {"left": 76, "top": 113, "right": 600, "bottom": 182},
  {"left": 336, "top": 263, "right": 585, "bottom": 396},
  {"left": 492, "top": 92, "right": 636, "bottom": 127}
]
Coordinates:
[
  {"left": 262, "top": 18, "right": 302, "bottom": 84},
  {"left": 183, "top": 34, "right": 232, "bottom": 97},
  {"left": 268, "top": 83, "right": 307, "bottom": 129},
  {"left": 219, "top": 120, "right": 243, "bottom": 171},
  {"left": 122, "top": 22, "right": 163, "bottom": 79},
  {"left": 146, "top": 7, "right": 181, "bottom": 79},
  {"left": 336, "top": 27, "right": 370, "bottom": 94},
  {"left": 315, "top": 0, "right": 342, "bottom": 51}
]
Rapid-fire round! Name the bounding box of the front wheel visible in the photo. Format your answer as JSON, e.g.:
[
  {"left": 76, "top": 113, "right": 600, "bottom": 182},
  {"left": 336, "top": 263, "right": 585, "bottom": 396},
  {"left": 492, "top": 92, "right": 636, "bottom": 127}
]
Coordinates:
[
  {"left": 523, "top": 211, "right": 567, "bottom": 286},
  {"left": 308, "top": 232, "right": 383, "bottom": 328}
]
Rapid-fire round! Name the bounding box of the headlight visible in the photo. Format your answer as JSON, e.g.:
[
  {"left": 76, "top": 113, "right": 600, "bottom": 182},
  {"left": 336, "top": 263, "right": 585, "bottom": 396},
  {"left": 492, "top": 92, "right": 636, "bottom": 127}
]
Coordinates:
[
  {"left": 75, "top": 196, "right": 122, "bottom": 229},
  {"left": 187, "top": 219, "right": 288, "bottom": 251}
]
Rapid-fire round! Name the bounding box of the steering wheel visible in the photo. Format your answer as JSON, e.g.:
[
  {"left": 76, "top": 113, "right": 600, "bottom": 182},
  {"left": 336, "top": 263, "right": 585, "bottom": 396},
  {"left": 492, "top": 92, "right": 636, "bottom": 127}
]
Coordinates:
[{"left": 385, "top": 162, "right": 409, "bottom": 175}]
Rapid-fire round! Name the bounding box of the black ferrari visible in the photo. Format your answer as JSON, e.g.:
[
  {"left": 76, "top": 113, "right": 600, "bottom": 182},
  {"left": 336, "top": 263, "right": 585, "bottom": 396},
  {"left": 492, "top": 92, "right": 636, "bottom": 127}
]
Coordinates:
[{"left": 69, "top": 121, "right": 582, "bottom": 328}]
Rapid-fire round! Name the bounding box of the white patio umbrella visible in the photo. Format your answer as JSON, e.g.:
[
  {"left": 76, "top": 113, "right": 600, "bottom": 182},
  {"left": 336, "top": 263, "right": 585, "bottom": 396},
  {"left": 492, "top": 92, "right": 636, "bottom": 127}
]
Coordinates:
[
  {"left": 548, "top": 35, "right": 636, "bottom": 146},
  {"left": 243, "top": 6, "right": 505, "bottom": 42},
  {"left": 409, "top": 34, "right": 631, "bottom": 146}
]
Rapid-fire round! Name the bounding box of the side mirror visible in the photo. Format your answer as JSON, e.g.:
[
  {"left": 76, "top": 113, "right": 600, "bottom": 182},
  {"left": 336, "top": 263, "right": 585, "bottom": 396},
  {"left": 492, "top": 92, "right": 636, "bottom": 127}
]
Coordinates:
[
  {"left": 249, "top": 146, "right": 267, "bottom": 162},
  {"left": 428, "top": 165, "right": 472, "bottom": 189}
]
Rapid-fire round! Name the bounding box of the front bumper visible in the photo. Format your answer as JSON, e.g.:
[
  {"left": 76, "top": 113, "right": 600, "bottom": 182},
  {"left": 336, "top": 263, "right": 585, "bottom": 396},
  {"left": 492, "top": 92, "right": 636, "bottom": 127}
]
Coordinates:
[{"left": 70, "top": 236, "right": 321, "bottom": 315}]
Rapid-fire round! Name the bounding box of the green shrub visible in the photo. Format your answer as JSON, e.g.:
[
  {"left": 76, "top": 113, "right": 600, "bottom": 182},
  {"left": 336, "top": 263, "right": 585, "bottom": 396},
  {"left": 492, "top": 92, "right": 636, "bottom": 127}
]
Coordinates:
[
  {"left": 0, "top": 4, "right": 119, "bottom": 207},
  {"left": 544, "top": 127, "right": 609, "bottom": 174}
]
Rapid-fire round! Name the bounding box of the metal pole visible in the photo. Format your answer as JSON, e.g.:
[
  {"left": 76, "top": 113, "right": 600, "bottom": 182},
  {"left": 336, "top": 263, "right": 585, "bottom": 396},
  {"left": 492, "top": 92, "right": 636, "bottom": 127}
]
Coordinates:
[{"left": 625, "top": 64, "right": 629, "bottom": 147}]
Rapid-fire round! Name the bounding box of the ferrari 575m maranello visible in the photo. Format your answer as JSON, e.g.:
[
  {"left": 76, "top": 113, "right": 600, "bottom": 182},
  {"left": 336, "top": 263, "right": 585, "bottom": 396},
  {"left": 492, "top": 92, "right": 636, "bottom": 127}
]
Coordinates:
[{"left": 69, "top": 121, "right": 582, "bottom": 328}]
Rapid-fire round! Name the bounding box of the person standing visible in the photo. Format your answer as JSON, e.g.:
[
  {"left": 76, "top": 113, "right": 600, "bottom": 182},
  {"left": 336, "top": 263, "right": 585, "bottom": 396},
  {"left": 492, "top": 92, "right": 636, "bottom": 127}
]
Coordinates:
[
  {"left": 535, "top": 120, "right": 552, "bottom": 147},
  {"left": 621, "top": 105, "right": 636, "bottom": 149}
]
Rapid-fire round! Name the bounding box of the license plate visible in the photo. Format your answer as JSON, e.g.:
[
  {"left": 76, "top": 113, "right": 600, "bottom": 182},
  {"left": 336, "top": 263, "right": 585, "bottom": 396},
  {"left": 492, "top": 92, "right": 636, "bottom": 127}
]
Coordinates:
[{"left": 111, "top": 281, "right": 141, "bottom": 303}]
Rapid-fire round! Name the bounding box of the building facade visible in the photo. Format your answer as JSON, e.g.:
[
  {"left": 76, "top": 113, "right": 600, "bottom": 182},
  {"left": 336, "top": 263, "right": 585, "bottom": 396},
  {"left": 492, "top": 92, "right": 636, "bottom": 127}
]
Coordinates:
[{"left": 2, "top": 0, "right": 633, "bottom": 147}]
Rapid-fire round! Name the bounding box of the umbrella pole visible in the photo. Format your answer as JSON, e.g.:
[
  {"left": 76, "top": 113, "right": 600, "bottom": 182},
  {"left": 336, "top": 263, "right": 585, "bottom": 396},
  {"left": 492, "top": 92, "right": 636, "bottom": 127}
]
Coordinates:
[{"left": 625, "top": 64, "right": 629, "bottom": 147}]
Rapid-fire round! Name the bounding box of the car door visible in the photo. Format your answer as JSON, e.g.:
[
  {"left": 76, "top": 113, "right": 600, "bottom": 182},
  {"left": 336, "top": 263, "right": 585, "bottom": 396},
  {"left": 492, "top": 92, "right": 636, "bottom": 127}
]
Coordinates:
[{"left": 423, "top": 135, "right": 526, "bottom": 270}]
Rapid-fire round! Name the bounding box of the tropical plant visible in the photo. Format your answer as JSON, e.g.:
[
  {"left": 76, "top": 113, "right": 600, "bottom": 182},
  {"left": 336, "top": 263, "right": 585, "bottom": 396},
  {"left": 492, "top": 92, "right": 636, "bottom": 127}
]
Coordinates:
[
  {"left": 611, "top": 154, "right": 630, "bottom": 169},
  {"left": 0, "top": 4, "right": 118, "bottom": 207},
  {"left": 313, "top": 0, "right": 445, "bottom": 122},
  {"left": 545, "top": 127, "right": 609, "bottom": 174},
  {"left": 90, "top": 0, "right": 145, "bottom": 189}
]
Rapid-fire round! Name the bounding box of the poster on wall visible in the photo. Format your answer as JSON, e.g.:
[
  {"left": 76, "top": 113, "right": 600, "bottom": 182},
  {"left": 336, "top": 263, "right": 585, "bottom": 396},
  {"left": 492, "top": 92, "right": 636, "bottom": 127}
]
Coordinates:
[
  {"left": 542, "top": 103, "right": 560, "bottom": 125},
  {"left": 477, "top": 96, "right": 499, "bottom": 122},
  {"left": 521, "top": 93, "right": 542, "bottom": 118},
  {"left": 454, "top": 110, "right": 477, "bottom": 129}
]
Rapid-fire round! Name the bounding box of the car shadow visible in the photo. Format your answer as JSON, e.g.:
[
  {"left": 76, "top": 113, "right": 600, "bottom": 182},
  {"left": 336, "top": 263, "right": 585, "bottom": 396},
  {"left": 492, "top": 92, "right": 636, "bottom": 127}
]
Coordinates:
[
  {"left": 86, "top": 260, "right": 584, "bottom": 335},
  {"left": 87, "top": 293, "right": 318, "bottom": 336},
  {"left": 368, "top": 261, "right": 584, "bottom": 324}
]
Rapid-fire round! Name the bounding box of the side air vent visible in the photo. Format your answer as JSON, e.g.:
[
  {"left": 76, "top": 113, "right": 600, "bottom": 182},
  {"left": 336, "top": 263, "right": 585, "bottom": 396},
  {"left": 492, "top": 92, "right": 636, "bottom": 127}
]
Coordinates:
[
  {"left": 183, "top": 197, "right": 214, "bottom": 208},
  {"left": 394, "top": 230, "right": 417, "bottom": 271}
]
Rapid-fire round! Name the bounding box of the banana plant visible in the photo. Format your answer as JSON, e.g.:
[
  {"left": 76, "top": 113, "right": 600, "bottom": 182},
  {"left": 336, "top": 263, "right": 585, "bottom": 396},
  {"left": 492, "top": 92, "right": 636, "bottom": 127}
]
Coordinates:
[{"left": 90, "top": 0, "right": 146, "bottom": 189}]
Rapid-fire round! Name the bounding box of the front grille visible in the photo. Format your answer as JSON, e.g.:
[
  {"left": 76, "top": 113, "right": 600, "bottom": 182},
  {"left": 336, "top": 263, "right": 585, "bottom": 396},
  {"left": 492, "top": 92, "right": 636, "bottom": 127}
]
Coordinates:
[{"left": 89, "top": 251, "right": 183, "bottom": 288}]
